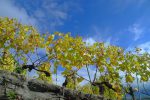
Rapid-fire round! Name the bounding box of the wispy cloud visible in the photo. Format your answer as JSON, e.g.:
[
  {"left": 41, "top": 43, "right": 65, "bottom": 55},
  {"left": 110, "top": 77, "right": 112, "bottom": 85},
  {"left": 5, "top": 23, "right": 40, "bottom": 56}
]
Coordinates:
[
  {"left": 117, "top": 0, "right": 146, "bottom": 7},
  {"left": 85, "top": 25, "right": 116, "bottom": 46},
  {"left": 33, "top": 0, "right": 71, "bottom": 30},
  {"left": 138, "top": 41, "right": 150, "bottom": 53},
  {"left": 31, "top": 0, "right": 82, "bottom": 31},
  {"left": 83, "top": 38, "right": 96, "bottom": 46},
  {"left": 128, "top": 24, "right": 144, "bottom": 41},
  {"left": 111, "top": 0, "right": 147, "bottom": 12},
  {"left": 0, "top": 0, "right": 82, "bottom": 31},
  {"left": 0, "top": 0, "right": 37, "bottom": 25},
  {"left": 126, "top": 41, "right": 150, "bottom": 53}
]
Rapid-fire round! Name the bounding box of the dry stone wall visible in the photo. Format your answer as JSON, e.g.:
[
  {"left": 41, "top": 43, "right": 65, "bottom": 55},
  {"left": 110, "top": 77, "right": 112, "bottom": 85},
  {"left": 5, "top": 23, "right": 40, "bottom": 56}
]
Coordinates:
[{"left": 0, "top": 70, "right": 105, "bottom": 100}]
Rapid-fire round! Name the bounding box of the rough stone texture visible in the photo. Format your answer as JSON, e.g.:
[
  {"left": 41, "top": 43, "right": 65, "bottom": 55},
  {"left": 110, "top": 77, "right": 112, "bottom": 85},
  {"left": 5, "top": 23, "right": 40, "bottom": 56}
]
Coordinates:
[{"left": 0, "top": 70, "right": 105, "bottom": 100}]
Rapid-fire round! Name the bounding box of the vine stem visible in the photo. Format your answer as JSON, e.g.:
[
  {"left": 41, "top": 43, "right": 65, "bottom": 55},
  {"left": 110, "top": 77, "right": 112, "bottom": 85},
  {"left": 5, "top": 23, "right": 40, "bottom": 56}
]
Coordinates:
[
  {"left": 86, "top": 64, "right": 92, "bottom": 82},
  {"left": 76, "top": 73, "right": 91, "bottom": 82},
  {"left": 136, "top": 73, "right": 141, "bottom": 100},
  {"left": 85, "top": 64, "right": 95, "bottom": 94},
  {"left": 56, "top": 66, "right": 58, "bottom": 85},
  {"left": 93, "top": 65, "right": 98, "bottom": 82},
  {"left": 124, "top": 92, "right": 127, "bottom": 100}
]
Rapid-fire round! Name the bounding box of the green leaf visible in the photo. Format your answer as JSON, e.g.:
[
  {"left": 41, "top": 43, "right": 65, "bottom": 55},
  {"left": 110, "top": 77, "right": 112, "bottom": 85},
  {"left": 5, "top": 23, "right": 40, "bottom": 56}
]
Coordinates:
[{"left": 77, "top": 77, "right": 84, "bottom": 83}]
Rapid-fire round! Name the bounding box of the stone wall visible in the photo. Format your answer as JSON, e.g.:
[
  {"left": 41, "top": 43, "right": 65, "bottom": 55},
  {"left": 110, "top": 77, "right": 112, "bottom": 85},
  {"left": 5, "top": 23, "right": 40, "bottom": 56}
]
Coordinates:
[{"left": 0, "top": 70, "right": 105, "bottom": 100}]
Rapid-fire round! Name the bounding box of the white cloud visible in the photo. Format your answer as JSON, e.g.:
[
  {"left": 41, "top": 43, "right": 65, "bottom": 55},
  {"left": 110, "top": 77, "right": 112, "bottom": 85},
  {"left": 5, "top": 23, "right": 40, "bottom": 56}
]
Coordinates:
[
  {"left": 0, "top": 0, "right": 81, "bottom": 31},
  {"left": 126, "top": 41, "right": 150, "bottom": 54},
  {"left": 83, "top": 38, "right": 96, "bottom": 46},
  {"left": 83, "top": 36, "right": 111, "bottom": 47},
  {"left": 33, "top": 0, "right": 81, "bottom": 31},
  {"left": 0, "top": 0, "right": 37, "bottom": 25},
  {"left": 129, "top": 24, "right": 144, "bottom": 41},
  {"left": 138, "top": 41, "right": 150, "bottom": 53}
]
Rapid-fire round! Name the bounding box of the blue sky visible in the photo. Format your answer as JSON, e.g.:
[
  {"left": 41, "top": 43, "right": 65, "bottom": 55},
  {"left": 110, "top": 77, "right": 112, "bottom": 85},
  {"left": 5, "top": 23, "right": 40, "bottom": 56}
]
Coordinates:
[
  {"left": 1, "top": 1, "right": 150, "bottom": 98},
  {"left": 1, "top": 0, "right": 150, "bottom": 52}
]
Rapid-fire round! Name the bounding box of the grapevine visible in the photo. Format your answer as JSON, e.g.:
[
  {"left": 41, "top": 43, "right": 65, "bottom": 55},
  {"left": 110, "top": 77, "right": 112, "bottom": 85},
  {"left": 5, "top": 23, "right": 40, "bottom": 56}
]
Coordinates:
[{"left": 0, "top": 17, "right": 150, "bottom": 99}]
